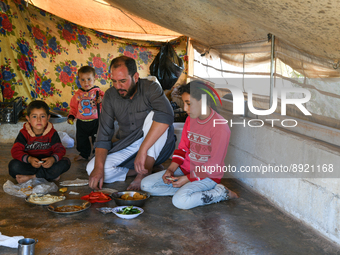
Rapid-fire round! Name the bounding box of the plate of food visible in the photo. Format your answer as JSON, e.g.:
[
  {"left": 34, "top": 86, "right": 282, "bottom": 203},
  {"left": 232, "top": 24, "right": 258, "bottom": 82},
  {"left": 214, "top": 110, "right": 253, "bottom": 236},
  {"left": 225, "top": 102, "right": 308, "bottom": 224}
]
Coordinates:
[
  {"left": 26, "top": 193, "right": 66, "bottom": 205},
  {"left": 47, "top": 199, "right": 91, "bottom": 214},
  {"left": 112, "top": 206, "right": 144, "bottom": 219},
  {"left": 111, "top": 191, "right": 150, "bottom": 207}
]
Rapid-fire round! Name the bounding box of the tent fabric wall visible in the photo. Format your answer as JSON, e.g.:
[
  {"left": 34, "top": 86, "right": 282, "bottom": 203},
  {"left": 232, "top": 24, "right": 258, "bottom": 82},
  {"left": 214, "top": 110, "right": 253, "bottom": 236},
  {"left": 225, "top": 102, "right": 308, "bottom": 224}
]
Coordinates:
[
  {"left": 191, "top": 38, "right": 340, "bottom": 78},
  {"left": 191, "top": 38, "right": 340, "bottom": 130},
  {"left": 0, "top": 0, "right": 188, "bottom": 112}
]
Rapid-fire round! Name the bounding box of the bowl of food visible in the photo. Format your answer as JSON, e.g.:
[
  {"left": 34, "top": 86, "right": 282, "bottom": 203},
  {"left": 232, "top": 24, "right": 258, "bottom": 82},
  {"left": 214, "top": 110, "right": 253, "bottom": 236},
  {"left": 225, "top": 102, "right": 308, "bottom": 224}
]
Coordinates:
[
  {"left": 47, "top": 199, "right": 91, "bottom": 214},
  {"left": 112, "top": 206, "right": 143, "bottom": 219},
  {"left": 111, "top": 191, "right": 150, "bottom": 207}
]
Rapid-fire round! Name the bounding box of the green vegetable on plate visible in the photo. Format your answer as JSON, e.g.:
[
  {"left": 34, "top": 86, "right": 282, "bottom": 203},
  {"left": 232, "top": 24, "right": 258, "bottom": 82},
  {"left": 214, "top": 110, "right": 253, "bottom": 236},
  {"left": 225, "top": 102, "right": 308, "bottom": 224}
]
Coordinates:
[{"left": 117, "top": 206, "right": 141, "bottom": 215}]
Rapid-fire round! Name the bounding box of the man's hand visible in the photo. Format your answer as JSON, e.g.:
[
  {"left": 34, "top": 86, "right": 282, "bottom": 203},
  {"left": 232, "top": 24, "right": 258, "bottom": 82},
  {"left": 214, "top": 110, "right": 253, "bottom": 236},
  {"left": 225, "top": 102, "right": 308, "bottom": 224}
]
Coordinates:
[
  {"left": 89, "top": 167, "right": 104, "bottom": 190},
  {"left": 171, "top": 175, "right": 189, "bottom": 188},
  {"left": 41, "top": 157, "right": 55, "bottom": 168},
  {"left": 28, "top": 156, "right": 42, "bottom": 168},
  {"left": 134, "top": 150, "right": 148, "bottom": 175},
  {"left": 134, "top": 120, "right": 169, "bottom": 175},
  {"left": 88, "top": 148, "right": 108, "bottom": 190},
  {"left": 67, "top": 118, "right": 74, "bottom": 125}
]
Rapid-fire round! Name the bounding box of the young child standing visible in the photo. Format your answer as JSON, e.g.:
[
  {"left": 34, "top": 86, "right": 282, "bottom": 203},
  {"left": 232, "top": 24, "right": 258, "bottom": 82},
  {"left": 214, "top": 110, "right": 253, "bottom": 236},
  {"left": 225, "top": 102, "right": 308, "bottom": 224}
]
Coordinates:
[
  {"left": 67, "top": 66, "right": 104, "bottom": 161},
  {"left": 141, "top": 81, "right": 238, "bottom": 209},
  {"left": 8, "top": 100, "right": 71, "bottom": 183}
]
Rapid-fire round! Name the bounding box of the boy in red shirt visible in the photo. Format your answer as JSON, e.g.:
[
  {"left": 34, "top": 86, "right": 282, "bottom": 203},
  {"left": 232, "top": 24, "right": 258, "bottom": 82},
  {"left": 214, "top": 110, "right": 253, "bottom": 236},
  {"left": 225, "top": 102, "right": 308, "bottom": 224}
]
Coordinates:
[
  {"left": 9, "top": 100, "right": 71, "bottom": 183},
  {"left": 141, "top": 81, "right": 238, "bottom": 209},
  {"left": 67, "top": 66, "right": 104, "bottom": 161}
]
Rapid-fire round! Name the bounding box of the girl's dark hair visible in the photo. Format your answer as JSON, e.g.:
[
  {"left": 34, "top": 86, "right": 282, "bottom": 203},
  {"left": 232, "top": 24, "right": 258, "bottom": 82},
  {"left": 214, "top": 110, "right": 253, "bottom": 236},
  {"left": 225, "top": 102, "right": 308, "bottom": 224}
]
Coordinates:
[
  {"left": 175, "top": 80, "right": 219, "bottom": 112},
  {"left": 109, "top": 56, "right": 137, "bottom": 76},
  {"left": 78, "top": 65, "right": 95, "bottom": 77},
  {"left": 27, "top": 100, "right": 50, "bottom": 116}
]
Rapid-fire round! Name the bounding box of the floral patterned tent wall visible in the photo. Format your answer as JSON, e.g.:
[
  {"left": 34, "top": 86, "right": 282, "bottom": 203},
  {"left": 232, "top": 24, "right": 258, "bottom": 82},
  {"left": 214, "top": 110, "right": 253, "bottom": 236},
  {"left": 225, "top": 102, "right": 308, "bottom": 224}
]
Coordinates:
[{"left": 0, "top": 0, "right": 188, "bottom": 112}]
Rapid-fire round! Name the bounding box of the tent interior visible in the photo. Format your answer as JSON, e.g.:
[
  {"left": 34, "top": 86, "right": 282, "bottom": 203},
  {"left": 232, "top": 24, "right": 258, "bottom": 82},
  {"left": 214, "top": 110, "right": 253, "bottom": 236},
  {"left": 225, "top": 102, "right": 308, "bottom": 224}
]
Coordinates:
[
  {"left": 1, "top": 0, "right": 340, "bottom": 252},
  {"left": 27, "top": 0, "right": 340, "bottom": 60},
  {"left": 19, "top": 0, "right": 340, "bottom": 132}
]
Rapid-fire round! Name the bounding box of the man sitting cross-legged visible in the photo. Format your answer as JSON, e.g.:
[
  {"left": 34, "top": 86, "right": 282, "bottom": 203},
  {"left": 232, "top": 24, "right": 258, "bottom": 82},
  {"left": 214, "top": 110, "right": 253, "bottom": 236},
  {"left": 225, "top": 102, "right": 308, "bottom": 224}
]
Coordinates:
[{"left": 86, "top": 56, "right": 175, "bottom": 191}]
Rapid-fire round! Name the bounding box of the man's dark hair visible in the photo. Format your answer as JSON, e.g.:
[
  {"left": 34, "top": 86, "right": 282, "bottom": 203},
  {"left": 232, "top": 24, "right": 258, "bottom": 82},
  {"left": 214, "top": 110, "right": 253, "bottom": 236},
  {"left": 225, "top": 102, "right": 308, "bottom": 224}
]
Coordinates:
[
  {"left": 176, "top": 80, "right": 219, "bottom": 112},
  {"left": 109, "top": 56, "right": 137, "bottom": 76},
  {"left": 78, "top": 65, "right": 96, "bottom": 77},
  {"left": 27, "top": 100, "right": 50, "bottom": 116}
]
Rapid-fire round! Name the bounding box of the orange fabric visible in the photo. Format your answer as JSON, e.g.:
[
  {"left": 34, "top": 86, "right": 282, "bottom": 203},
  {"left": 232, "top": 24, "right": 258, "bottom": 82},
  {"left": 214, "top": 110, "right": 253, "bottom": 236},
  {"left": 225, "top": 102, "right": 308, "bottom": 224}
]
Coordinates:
[{"left": 30, "top": 0, "right": 181, "bottom": 37}]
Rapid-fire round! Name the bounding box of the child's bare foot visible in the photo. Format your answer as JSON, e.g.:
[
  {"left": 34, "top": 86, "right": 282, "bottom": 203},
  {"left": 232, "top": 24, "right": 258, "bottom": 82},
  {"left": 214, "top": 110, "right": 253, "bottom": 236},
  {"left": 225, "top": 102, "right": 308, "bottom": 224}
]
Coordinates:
[
  {"left": 16, "top": 175, "right": 36, "bottom": 184},
  {"left": 74, "top": 155, "right": 87, "bottom": 161},
  {"left": 227, "top": 189, "right": 239, "bottom": 199},
  {"left": 219, "top": 184, "right": 239, "bottom": 200},
  {"left": 53, "top": 176, "right": 60, "bottom": 181}
]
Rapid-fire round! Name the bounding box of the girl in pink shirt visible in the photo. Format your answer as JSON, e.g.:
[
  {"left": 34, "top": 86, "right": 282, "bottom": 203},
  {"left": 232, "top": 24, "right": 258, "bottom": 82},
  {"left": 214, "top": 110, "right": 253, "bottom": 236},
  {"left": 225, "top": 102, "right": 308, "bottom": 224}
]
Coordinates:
[{"left": 141, "top": 81, "right": 238, "bottom": 209}]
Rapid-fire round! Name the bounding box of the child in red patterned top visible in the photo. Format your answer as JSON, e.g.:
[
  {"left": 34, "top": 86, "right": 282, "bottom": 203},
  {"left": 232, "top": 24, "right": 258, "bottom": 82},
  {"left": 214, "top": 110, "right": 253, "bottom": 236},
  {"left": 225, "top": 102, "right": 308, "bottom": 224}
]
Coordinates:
[
  {"left": 9, "top": 100, "right": 71, "bottom": 183},
  {"left": 67, "top": 66, "right": 104, "bottom": 161},
  {"left": 141, "top": 81, "right": 238, "bottom": 209}
]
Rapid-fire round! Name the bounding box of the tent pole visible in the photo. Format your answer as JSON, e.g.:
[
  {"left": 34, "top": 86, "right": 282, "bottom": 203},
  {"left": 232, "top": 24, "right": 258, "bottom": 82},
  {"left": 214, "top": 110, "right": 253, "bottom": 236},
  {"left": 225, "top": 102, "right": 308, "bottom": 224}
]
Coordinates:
[{"left": 269, "top": 34, "right": 275, "bottom": 108}]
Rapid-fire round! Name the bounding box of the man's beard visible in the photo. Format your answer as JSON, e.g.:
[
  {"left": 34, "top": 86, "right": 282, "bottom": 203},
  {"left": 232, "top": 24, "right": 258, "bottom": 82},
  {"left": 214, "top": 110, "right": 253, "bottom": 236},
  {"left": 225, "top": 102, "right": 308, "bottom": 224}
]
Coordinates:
[{"left": 117, "top": 79, "right": 137, "bottom": 99}]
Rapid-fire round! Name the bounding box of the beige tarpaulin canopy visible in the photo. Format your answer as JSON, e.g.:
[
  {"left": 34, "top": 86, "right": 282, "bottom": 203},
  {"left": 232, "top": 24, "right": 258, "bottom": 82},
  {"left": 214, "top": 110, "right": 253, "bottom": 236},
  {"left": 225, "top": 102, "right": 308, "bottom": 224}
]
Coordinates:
[
  {"left": 107, "top": 0, "right": 340, "bottom": 61},
  {"left": 28, "top": 0, "right": 340, "bottom": 77},
  {"left": 28, "top": 0, "right": 181, "bottom": 41}
]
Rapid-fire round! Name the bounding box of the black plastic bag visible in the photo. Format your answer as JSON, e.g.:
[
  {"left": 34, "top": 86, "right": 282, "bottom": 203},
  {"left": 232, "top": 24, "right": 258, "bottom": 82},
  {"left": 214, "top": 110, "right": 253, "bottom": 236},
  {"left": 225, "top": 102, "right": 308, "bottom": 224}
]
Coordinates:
[{"left": 150, "top": 42, "right": 184, "bottom": 90}]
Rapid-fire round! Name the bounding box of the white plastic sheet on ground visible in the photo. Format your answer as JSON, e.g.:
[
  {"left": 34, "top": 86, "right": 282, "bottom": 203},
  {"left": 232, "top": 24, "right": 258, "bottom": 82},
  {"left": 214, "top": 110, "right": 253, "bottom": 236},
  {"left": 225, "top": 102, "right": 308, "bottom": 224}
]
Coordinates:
[
  {"left": 3, "top": 178, "right": 58, "bottom": 198},
  {"left": 58, "top": 131, "right": 74, "bottom": 148}
]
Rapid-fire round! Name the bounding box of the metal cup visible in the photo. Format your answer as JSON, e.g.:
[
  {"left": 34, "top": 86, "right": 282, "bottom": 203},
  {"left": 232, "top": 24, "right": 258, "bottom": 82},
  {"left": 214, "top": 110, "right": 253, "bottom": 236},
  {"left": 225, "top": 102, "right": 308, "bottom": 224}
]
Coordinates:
[{"left": 18, "top": 238, "right": 38, "bottom": 255}]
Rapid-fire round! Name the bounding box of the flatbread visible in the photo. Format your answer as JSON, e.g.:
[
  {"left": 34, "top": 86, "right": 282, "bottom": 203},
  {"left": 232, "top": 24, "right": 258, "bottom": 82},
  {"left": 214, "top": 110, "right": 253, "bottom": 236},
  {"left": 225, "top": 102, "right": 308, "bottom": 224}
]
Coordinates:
[
  {"left": 59, "top": 178, "right": 89, "bottom": 187},
  {"left": 100, "top": 188, "right": 118, "bottom": 195},
  {"left": 28, "top": 193, "right": 65, "bottom": 205}
]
